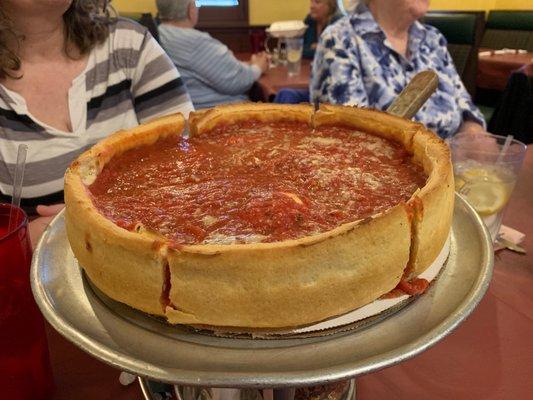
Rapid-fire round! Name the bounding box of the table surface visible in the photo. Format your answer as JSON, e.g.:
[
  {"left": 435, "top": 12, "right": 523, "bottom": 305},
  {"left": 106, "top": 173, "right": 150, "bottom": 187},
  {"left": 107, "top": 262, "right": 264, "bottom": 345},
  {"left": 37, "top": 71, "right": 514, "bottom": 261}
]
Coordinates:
[
  {"left": 477, "top": 49, "right": 533, "bottom": 91},
  {"left": 236, "top": 52, "right": 311, "bottom": 101},
  {"left": 258, "top": 61, "right": 311, "bottom": 98},
  {"left": 46, "top": 150, "right": 532, "bottom": 400}
]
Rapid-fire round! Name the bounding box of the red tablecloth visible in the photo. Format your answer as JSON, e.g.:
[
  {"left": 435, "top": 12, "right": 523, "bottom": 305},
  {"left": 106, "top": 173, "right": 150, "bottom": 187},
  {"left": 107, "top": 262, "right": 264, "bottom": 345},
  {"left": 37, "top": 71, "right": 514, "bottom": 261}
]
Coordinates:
[
  {"left": 47, "top": 150, "right": 533, "bottom": 399},
  {"left": 477, "top": 49, "right": 533, "bottom": 91},
  {"left": 256, "top": 61, "right": 311, "bottom": 100},
  {"left": 359, "top": 148, "right": 533, "bottom": 399}
]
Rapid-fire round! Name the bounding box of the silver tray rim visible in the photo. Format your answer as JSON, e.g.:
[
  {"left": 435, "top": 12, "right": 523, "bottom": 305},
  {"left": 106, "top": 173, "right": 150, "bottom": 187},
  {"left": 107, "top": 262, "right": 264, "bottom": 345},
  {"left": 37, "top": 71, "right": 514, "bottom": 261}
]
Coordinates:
[{"left": 31, "top": 194, "right": 494, "bottom": 387}]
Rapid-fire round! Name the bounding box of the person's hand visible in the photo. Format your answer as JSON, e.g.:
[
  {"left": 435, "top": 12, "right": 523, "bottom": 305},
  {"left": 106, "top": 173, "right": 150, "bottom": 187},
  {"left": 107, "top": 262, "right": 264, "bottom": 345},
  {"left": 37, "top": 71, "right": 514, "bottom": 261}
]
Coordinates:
[
  {"left": 450, "top": 126, "right": 501, "bottom": 163},
  {"left": 470, "top": 133, "right": 501, "bottom": 158},
  {"left": 457, "top": 122, "right": 501, "bottom": 155},
  {"left": 29, "top": 204, "right": 65, "bottom": 250},
  {"left": 250, "top": 52, "right": 270, "bottom": 74},
  {"left": 457, "top": 120, "right": 486, "bottom": 136}
]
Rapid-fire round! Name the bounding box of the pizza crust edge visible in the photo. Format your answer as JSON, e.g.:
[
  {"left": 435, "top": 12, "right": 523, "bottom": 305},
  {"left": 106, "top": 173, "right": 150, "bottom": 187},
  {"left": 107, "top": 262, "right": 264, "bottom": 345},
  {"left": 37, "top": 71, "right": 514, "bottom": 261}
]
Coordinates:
[{"left": 64, "top": 104, "right": 453, "bottom": 329}]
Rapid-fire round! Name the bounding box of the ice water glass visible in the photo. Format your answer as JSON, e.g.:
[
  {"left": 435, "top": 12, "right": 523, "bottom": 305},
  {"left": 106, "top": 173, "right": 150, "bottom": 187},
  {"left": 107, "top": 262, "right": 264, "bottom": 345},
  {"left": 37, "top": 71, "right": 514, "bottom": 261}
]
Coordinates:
[
  {"left": 449, "top": 133, "right": 526, "bottom": 241},
  {"left": 286, "top": 37, "right": 303, "bottom": 76}
]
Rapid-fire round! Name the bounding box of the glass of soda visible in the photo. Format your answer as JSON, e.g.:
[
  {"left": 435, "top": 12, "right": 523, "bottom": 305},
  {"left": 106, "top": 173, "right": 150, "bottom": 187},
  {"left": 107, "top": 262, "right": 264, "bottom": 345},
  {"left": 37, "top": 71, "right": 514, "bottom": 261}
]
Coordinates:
[{"left": 0, "top": 203, "right": 54, "bottom": 399}]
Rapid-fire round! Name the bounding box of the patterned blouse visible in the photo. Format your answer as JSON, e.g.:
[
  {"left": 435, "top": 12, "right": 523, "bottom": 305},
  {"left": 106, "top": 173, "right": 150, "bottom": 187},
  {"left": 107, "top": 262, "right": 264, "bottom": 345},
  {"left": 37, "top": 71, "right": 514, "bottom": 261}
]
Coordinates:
[{"left": 310, "top": 4, "right": 485, "bottom": 138}]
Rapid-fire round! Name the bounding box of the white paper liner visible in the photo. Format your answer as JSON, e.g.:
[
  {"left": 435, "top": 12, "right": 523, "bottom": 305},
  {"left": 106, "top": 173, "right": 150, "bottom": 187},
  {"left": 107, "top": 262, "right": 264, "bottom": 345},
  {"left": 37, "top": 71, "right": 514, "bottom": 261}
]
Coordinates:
[
  {"left": 195, "top": 234, "right": 452, "bottom": 339},
  {"left": 288, "top": 234, "right": 451, "bottom": 334},
  {"left": 88, "top": 234, "right": 451, "bottom": 339}
]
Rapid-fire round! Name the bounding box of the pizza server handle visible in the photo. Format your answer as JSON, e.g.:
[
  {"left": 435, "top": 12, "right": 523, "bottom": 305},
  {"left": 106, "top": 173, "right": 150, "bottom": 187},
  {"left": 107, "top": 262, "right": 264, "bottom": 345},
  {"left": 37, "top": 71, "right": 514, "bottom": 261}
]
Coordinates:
[{"left": 386, "top": 70, "right": 439, "bottom": 120}]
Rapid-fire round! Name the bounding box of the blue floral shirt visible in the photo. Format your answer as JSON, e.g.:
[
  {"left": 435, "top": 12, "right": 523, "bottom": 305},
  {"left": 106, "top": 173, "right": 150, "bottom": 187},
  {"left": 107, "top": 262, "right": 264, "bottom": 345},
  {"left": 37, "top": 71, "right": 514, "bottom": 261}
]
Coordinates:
[{"left": 310, "top": 4, "right": 486, "bottom": 138}]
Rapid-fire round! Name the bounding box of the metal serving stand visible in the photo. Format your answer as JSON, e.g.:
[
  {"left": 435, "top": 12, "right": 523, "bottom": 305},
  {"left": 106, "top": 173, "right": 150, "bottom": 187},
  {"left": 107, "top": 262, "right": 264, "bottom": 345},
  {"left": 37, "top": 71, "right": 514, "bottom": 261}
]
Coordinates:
[{"left": 31, "top": 195, "right": 493, "bottom": 399}]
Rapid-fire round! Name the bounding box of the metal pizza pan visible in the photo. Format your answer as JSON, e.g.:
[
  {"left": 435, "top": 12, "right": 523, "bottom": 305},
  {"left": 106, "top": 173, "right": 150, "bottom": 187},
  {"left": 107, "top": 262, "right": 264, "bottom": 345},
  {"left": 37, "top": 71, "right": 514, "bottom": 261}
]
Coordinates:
[{"left": 31, "top": 194, "right": 493, "bottom": 388}]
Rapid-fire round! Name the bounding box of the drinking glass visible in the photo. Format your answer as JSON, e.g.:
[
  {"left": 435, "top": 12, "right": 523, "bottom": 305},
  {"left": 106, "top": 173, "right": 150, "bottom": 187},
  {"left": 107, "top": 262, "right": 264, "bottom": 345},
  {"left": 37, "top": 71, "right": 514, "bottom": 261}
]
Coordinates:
[
  {"left": 0, "top": 203, "right": 54, "bottom": 399},
  {"left": 285, "top": 37, "right": 303, "bottom": 76},
  {"left": 448, "top": 133, "right": 527, "bottom": 241}
]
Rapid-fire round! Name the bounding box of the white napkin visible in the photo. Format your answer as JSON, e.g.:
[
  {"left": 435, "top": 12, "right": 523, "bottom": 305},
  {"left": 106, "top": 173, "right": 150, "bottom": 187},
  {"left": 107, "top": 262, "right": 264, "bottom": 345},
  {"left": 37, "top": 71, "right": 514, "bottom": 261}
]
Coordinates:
[{"left": 494, "top": 225, "right": 526, "bottom": 252}]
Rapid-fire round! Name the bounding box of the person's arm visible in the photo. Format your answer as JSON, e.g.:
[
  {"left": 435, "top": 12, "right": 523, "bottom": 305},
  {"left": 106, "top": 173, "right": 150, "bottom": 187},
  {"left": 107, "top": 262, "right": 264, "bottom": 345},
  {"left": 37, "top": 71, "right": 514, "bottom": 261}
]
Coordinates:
[
  {"left": 191, "top": 36, "right": 263, "bottom": 96},
  {"left": 129, "top": 28, "right": 195, "bottom": 121},
  {"left": 434, "top": 34, "right": 486, "bottom": 135},
  {"left": 310, "top": 24, "right": 369, "bottom": 107}
]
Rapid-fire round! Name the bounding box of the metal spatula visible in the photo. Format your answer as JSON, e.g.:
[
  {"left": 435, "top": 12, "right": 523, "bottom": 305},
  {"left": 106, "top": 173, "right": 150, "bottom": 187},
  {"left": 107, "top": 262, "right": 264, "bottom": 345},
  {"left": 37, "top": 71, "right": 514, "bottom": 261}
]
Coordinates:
[{"left": 386, "top": 70, "right": 439, "bottom": 119}]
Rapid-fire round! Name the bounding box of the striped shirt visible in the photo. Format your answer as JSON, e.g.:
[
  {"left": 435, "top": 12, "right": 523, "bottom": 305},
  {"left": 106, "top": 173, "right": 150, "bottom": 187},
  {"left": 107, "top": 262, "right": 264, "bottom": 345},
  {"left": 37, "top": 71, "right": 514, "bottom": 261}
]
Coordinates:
[
  {"left": 158, "top": 24, "right": 261, "bottom": 110},
  {"left": 0, "top": 18, "right": 194, "bottom": 208}
]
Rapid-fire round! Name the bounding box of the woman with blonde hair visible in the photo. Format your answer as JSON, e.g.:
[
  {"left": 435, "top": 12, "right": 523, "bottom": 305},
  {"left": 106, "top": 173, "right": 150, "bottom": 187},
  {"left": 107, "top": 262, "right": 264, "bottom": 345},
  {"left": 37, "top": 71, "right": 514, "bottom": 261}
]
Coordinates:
[
  {"left": 303, "top": 0, "right": 343, "bottom": 59},
  {"left": 275, "top": 0, "right": 343, "bottom": 103},
  {"left": 0, "top": 0, "right": 194, "bottom": 245}
]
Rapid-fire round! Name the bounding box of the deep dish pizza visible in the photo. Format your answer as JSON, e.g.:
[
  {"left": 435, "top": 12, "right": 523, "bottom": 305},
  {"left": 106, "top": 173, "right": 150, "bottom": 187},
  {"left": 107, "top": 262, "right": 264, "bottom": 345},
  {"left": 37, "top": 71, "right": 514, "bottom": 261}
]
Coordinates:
[{"left": 64, "top": 104, "right": 454, "bottom": 329}]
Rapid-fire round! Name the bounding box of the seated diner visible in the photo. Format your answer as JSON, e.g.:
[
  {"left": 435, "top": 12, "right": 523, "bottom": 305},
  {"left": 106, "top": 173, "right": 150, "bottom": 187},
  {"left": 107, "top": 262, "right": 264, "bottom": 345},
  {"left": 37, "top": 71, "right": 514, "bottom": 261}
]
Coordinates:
[
  {"left": 310, "top": 0, "right": 487, "bottom": 138},
  {"left": 156, "top": 0, "right": 269, "bottom": 109},
  {"left": 0, "top": 0, "right": 194, "bottom": 244},
  {"left": 303, "top": 0, "right": 343, "bottom": 59}
]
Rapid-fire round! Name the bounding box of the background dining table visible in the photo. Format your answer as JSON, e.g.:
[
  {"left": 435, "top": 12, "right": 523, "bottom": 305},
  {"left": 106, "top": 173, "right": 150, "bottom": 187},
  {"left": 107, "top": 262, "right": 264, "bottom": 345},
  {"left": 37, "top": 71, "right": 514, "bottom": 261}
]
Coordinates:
[
  {"left": 477, "top": 48, "right": 533, "bottom": 91},
  {"left": 237, "top": 52, "right": 311, "bottom": 102},
  {"left": 45, "top": 149, "right": 532, "bottom": 400}
]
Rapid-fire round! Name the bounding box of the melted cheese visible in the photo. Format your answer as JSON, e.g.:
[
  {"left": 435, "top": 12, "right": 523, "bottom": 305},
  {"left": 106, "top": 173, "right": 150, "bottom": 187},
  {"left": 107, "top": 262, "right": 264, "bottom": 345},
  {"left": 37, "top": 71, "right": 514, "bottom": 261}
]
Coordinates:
[{"left": 203, "top": 232, "right": 267, "bottom": 245}]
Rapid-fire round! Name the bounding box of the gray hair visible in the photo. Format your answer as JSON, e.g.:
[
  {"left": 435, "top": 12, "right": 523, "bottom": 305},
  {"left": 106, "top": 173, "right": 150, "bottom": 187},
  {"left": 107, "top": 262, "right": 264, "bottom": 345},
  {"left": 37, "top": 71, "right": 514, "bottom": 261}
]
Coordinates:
[{"left": 156, "top": 0, "right": 194, "bottom": 21}]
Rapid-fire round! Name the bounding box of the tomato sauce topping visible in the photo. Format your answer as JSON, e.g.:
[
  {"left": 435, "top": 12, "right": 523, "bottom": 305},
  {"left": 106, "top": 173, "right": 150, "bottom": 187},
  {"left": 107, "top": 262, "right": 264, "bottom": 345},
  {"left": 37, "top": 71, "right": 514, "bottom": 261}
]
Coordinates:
[{"left": 89, "top": 121, "right": 427, "bottom": 245}]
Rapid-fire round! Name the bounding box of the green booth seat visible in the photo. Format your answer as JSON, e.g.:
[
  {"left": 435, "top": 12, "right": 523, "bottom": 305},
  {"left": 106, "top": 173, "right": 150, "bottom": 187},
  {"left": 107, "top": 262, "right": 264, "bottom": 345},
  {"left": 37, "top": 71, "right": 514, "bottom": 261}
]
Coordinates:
[
  {"left": 481, "top": 10, "right": 533, "bottom": 51},
  {"left": 421, "top": 11, "right": 486, "bottom": 97},
  {"left": 477, "top": 104, "right": 496, "bottom": 125}
]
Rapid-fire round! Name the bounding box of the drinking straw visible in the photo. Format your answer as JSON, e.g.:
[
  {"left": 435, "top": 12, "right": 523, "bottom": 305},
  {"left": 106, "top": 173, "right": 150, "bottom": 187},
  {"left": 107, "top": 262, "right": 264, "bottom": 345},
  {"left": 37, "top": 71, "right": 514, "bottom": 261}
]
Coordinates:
[
  {"left": 8, "top": 144, "right": 28, "bottom": 232},
  {"left": 496, "top": 135, "right": 513, "bottom": 165}
]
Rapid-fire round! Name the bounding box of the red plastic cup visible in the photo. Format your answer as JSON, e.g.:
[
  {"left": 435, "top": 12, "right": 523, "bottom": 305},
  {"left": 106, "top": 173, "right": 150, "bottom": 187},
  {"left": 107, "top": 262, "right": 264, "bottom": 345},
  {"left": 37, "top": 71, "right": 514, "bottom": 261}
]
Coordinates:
[{"left": 0, "top": 203, "right": 54, "bottom": 399}]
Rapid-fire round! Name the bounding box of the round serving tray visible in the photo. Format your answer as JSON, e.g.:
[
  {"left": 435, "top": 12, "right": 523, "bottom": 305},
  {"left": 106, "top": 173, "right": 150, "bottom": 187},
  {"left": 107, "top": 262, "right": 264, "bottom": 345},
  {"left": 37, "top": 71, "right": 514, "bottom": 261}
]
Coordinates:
[{"left": 31, "top": 194, "right": 493, "bottom": 388}]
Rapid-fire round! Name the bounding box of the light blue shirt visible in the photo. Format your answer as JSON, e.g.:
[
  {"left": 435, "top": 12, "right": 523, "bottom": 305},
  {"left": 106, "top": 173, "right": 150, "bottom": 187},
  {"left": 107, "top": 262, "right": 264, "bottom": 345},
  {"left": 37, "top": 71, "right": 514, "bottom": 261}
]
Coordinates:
[
  {"left": 158, "top": 25, "right": 261, "bottom": 110},
  {"left": 310, "top": 4, "right": 486, "bottom": 138}
]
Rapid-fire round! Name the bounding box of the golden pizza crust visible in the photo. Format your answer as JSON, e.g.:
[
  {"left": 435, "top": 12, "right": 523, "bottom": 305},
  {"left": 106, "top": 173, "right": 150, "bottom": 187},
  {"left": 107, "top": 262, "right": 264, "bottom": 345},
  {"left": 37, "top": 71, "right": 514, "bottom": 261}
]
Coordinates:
[
  {"left": 189, "top": 103, "right": 314, "bottom": 137},
  {"left": 64, "top": 113, "right": 185, "bottom": 316},
  {"left": 64, "top": 104, "right": 454, "bottom": 329},
  {"left": 408, "top": 129, "right": 455, "bottom": 276},
  {"left": 165, "top": 204, "right": 410, "bottom": 328},
  {"left": 314, "top": 104, "right": 454, "bottom": 277},
  {"left": 314, "top": 104, "right": 421, "bottom": 150}
]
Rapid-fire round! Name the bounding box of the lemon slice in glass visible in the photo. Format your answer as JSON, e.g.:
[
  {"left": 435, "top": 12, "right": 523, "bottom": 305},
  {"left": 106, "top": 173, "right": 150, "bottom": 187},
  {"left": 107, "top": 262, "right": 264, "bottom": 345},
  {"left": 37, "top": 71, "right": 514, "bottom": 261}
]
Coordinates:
[
  {"left": 287, "top": 50, "right": 302, "bottom": 63},
  {"left": 459, "top": 168, "right": 511, "bottom": 216}
]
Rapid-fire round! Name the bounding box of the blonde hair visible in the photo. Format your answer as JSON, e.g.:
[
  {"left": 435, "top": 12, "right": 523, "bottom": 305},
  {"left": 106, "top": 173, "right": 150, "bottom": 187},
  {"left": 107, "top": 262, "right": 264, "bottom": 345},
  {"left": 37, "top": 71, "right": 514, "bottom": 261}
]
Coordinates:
[{"left": 323, "top": 0, "right": 340, "bottom": 19}]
